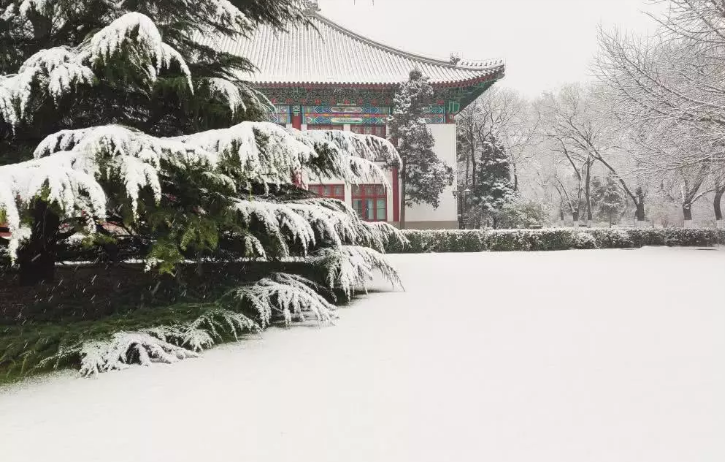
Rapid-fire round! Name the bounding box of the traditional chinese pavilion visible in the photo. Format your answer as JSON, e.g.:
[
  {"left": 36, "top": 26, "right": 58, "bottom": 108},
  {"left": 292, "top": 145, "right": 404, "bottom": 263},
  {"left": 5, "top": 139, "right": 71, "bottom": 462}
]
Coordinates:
[{"left": 206, "top": 1, "right": 505, "bottom": 228}]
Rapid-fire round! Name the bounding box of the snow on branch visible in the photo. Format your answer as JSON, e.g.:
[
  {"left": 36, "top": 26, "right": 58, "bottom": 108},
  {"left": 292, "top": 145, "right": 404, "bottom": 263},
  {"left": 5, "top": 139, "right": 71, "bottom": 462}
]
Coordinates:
[
  {"left": 177, "top": 122, "right": 397, "bottom": 186},
  {"left": 309, "top": 245, "right": 404, "bottom": 299},
  {"left": 358, "top": 221, "right": 408, "bottom": 252},
  {"left": 0, "top": 152, "right": 107, "bottom": 255},
  {"left": 201, "top": 78, "right": 276, "bottom": 117},
  {"left": 0, "top": 78, "right": 16, "bottom": 126},
  {"left": 85, "top": 12, "right": 193, "bottom": 90},
  {"left": 0, "top": 47, "right": 95, "bottom": 123},
  {"left": 230, "top": 197, "right": 407, "bottom": 257},
  {"left": 206, "top": 0, "right": 253, "bottom": 32},
  {"left": 301, "top": 129, "right": 400, "bottom": 164},
  {"left": 232, "top": 273, "right": 337, "bottom": 327},
  {"left": 3, "top": 121, "right": 402, "bottom": 265},
  {"left": 232, "top": 198, "right": 315, "bottom": 256},
  {"left": 205, "top": 78, "right": 247, "bottom": 116},
  {"left": 294, "top": 129, "right": 401, "bottom": 186},
  {"left": 285, "top": 198, "right": 363, "bottom": 246},
  {"left": 177, "top": 122, "right": 313, "bottom": 185},
  {"left": 77, "top": 332, "right": 200, "bottom": 377},
  {"left": 0, "top": 13, "right": 192, "bottom": 126}
]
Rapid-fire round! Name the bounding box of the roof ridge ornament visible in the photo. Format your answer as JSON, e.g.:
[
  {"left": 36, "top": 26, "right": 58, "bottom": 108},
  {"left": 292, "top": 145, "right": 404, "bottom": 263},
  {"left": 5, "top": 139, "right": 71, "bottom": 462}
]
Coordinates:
[{"left": 303, "top": 0, "right": 321, "bottom": 14}]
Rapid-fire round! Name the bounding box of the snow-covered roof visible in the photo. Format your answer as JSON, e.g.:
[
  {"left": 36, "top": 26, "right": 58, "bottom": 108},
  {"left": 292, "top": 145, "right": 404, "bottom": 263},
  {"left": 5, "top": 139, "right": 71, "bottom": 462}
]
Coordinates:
[{"left": 203, "top": 10, "right": 504, "bottom": 88}]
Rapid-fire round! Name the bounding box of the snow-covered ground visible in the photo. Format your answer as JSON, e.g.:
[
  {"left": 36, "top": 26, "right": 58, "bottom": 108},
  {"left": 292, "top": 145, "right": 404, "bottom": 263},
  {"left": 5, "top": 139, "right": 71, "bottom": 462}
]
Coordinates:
[{"left": 1, "top": 248, "right": 724, "bottom": 462}]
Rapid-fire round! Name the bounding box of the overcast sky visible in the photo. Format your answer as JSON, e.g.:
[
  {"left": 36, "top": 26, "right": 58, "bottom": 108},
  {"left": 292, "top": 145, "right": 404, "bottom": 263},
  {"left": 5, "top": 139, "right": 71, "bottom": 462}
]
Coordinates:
[{"left": 317, "top": 0, "right": 664, "bottom": 97}]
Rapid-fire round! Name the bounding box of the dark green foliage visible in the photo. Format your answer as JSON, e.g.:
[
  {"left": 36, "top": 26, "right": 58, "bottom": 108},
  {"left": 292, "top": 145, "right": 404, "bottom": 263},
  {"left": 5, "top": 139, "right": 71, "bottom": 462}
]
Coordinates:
[
  {"left": 592, "top": 174, "right": 627, "bottom": 225},
  {"left": 0, "top": 259, "right": 344, "bottom": 384},
  {"left": 463, "top": 135, "right": 515, "bottom": 228},
  {"left": 495, "top": 199, "right": 548, "bottom": 229},
  {"left": 0, "top": 0, "right": 306, "bottom": 166},
  {"left": 388, "top": 68, "right": 454, "bottom": 212},
  {"left": 386, "top": 228, "right": 725, "bottom": 253}
]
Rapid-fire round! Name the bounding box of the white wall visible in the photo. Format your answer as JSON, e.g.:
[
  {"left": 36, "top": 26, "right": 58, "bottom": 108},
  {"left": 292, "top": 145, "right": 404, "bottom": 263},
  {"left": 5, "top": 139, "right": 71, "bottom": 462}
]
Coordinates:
[{"left": 404, "top": 124, "right": 458, "bottom": 224}]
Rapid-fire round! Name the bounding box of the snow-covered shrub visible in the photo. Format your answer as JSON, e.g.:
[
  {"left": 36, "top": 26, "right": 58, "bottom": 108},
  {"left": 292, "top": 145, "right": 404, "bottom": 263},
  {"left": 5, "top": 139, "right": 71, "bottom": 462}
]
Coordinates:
[
  {"left": 486, "top": 230, "right": 534, "bottom": 251},
  {"left": 660, "top": 228, "right": 724, "bottom": 247},
  {"left": 573, "top": 232, "right": 598, "bottom": 249},
  {"left": 386, "top": 228, "right": 725, "bottom": 253},
  {"left": 589, "top": 229, "right": 633, "bottom": 248}
]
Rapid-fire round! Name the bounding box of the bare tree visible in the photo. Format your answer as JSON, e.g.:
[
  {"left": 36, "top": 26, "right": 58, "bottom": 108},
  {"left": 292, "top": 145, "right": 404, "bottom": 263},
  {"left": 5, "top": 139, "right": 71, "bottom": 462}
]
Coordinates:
[
  {"left": 624, "top": 114, "right": 721, "bottom": 224},
  {"left": 596, "top": 2, "right": 725, "bottom": 208},
  {"left": 537, "top": 84, "right": 648, "bottom": 225}
]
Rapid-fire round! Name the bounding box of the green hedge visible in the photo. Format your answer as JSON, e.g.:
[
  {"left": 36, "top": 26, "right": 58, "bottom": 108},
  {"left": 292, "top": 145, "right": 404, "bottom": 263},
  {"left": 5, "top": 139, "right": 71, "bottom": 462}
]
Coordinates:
[{"left": 386, "top": 228, "right": 725, "bottom": 253}]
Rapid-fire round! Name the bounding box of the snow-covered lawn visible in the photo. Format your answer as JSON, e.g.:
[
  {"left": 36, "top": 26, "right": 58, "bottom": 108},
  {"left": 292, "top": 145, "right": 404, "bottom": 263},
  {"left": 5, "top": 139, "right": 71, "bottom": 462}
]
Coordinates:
[{"left": 1, "top": 248, "right": 724, "bottom": 462}]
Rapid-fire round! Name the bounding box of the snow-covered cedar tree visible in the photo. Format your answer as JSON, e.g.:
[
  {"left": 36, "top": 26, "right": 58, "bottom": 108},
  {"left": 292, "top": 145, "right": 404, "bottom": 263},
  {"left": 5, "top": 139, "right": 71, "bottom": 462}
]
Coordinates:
[
  {"left": 458, "top": 133, "right": 515, "bottom": 228},
  {"left": 387, "top": 68, "right": 454, "bottom": 228},
  {"left": 0, "top": 4, "right": 405, "bottom": 301},
  {"left": 591, "top": 174, "right": 626, "bottom": 226},
  {"left": 0, "top": 0, "right": 408, "bottom": 376}
]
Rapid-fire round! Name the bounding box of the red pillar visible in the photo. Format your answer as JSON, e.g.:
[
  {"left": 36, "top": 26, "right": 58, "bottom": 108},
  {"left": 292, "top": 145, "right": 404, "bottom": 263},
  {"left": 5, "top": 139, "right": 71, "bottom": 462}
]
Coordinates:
[
  {"left": 291, "top": 105, "right": 302, "bottom": 130},
  {"left": 392, "top": 167, "right": 400, "bottom": 223},
  {"left": 291, "top": 105, "right": 303, "bottom": 187}
]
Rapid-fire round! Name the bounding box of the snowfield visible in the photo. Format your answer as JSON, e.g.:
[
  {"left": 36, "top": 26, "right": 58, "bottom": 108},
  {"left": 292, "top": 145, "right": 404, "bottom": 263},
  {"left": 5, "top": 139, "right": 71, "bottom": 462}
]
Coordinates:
[{"left": 1, "top": 248, "right": 724, "bottom": 462}]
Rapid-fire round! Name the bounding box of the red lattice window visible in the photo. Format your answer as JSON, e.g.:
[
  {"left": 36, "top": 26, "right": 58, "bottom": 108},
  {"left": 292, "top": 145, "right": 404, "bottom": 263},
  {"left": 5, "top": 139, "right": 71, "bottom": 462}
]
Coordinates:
[
  {"left": 308, "top": 184, "right": 345, "bottom": 201},
  {"left": 350, "top": 125, "right": 387, "bottom": 138},
  {"left": 352, "top": 184, "right": 387, "bottom": 222}
]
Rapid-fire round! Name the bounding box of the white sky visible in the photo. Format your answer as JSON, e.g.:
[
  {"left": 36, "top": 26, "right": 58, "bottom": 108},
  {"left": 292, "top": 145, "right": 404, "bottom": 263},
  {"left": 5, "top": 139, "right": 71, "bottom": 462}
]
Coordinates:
[{"left": 317, "top": 0, "right": 664, "bottom": 97}]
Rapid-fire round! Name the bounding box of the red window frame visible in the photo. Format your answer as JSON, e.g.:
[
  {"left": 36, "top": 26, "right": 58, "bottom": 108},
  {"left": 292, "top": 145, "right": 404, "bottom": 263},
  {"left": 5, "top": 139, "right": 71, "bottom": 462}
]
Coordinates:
[
  {"left": 351, "top": 184, "right": 388, "bottom": 222},
  {"left": 308, "top": 184, "right": 345, "bottom": 201}
]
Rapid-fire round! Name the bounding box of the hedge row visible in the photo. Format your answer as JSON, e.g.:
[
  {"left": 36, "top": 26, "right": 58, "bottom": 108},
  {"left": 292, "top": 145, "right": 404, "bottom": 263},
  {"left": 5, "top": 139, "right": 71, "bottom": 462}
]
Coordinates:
[{"left": 386, "top": 228, "right": 725, "bottom": 253}]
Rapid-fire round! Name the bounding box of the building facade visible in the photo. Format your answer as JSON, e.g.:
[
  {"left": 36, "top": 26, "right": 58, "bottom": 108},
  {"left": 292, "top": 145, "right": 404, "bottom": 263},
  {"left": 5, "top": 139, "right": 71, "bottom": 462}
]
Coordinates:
[{"left": 203, "top": 2, "right": 505, "bottom": 229}]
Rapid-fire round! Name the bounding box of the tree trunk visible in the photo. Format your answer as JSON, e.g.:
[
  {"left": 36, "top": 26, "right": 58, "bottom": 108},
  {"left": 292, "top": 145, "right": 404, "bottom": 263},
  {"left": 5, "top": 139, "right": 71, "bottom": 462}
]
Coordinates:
[
  {"left": 572, "top": 210, "right": 579, "bottom": 223},
  {"left": 714, "top": 188, "right": 724, "bottom": 221},
  {"left": 634, "top": 188, "right": 646, "bottom": 224},
  {"left": 585, "top": 160, "right": 593, "bottom": 226},
  {"left": 463, "top": 154, "right": 470, "bottom": 229},
  {"left": 18, "top": 200, "right": 60, "bottom": 286},
  {"left": 682, "top": 204, "right": 693, "bottom": 227},
  {"left": 470, "top": 140, "right": 477, "bottom": 198},
  {"left": 682, "top": 204, "right": 693, "bottom": 221},
  {"left": 399, "top": 162, "right": 406, "bottom": 229}
]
